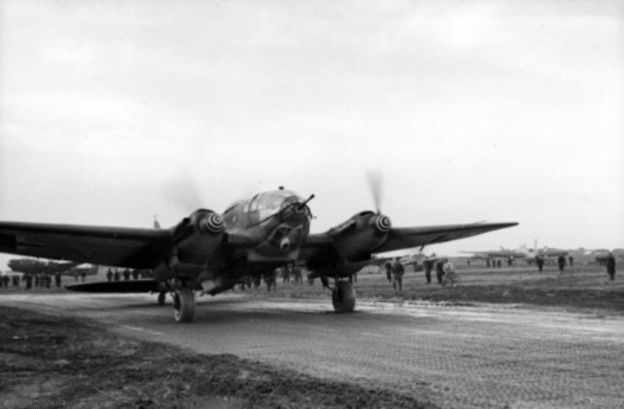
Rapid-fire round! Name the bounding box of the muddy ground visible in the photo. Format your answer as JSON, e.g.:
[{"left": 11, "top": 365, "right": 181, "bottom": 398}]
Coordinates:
[
  {"left": 1, "top": 262, "right": 621, "bottom": 408},
  {"left": 0, "top": 306, "right": 436, "bottom": 409}
]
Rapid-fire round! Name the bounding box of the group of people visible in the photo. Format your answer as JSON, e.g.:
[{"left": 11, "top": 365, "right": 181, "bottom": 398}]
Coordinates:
[
  {"left": 105, "top": 268, "right": 151, "bottom": 282},
  {"left": 0, "top": 274, "right": 21, "bottom": 288},
  {"left": 231, "top": 265, "right": 309, "bottom": 293},
  {"left": 384, "top": 259, "right": 405, "bottom": 292},
  {"left": 424, "top": 258, "right": 457, "bottom": 287},
  {"left": 0, "top": 272, "right": 64, "bottom": 290},
  {"left": 278, "top": 265, "right": 304, "bottom": 285},
  {"left": 384, "top": 257, "right": 457, "bottom": 292}
]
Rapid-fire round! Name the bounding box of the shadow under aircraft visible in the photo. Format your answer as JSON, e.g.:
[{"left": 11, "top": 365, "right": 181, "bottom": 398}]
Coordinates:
[{"left": 0, "top": 185, "right": 517, "bottom": 322}]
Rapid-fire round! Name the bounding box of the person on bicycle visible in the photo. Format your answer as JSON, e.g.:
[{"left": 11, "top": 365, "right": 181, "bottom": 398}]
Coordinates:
[{"left": 443, "top": 259, "right": 457, "bottom": 287}]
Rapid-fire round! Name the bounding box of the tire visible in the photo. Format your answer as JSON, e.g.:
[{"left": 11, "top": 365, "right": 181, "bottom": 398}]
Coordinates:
[
  {"left": 173, "top": 288, "right": 195, "bottom": 323},
  {"left": 332, "top": 281, "right": 356, "bottom": 313}
]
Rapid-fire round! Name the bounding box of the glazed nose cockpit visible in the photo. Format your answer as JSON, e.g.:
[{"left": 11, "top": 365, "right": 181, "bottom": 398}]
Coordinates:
[
  {"left": 280, "top": 194, "right": 313, "bottom": 227},
  {"left": 245, "top": 188, "right": 312, "bottom": 254}
]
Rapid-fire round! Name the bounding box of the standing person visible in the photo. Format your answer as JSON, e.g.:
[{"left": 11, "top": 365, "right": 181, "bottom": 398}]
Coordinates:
[
  {"left": 384, "top": 262, "right": 392, "bottom": 283},
  {"left": 293, "top": 266, "right": 302, "bottom": 284},
  {"left": 122, "top": 268, "right": 130, "bottom": 281},
  {"left": 280, "top": 266, "right": 290, "bottom": 284},
  {"left": 557, "top": 255, "right": 566, "bottom": 274},
  {"left": 113, "top": 269, "right": 121, "bottom": 281},
  {"left": 269, "top": 269, "right": 277, "bottom": 291},
  {"left": 536, "top": 255, "right": 545, "bottom": 272},
  {"left": 435, "top": 260, "right": 445, "bottom": 285},
  {"left": 25, "top": 274, "right": 33, "bottom": 290},
  {"left": 568, "top": 256, "right": 574, "bottom": 267},
  {"left": 12, "top": 275, "right": 20, "bottom": 288},
  {"left": 1, "top": 274, "right": 9, "bottom": 289},
  {"left": 423, "top": 258, "right": 434, "bottom": 284},
  {"left": 392, "top": 258, "right": 405, "bottom": 293},
  {"left": 54, "top": 272, "right": 62, "bottom": 288},
  {"left": 264, "top": 269, "right": 277, "bottom": 292},
  {"left": 606, "top": 251, "right": 616, "bottom": 281},
  {"left": 106, "top": 268, "right": 113, "bottom": 282}
]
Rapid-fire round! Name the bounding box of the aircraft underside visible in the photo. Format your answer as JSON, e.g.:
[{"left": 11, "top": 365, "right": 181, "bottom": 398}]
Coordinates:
[{"left": 155, "top": 274, "right": 357, "bottom": 323}]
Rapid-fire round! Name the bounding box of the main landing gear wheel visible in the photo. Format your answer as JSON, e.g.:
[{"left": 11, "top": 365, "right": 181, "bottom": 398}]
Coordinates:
[
  {"left": 173, "top": 287, "right": 195, "bottom": 323},
  {"left": 332, "top": 281, "right": 356, "bottom": 313},
  {"left": 157, "top": 292, "right": 166, "bottom": 305}
]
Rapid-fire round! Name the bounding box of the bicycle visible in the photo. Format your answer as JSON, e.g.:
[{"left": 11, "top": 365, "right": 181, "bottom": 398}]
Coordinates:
[{"left": 441, "top": 270, "right": 458, "bottom": 287}]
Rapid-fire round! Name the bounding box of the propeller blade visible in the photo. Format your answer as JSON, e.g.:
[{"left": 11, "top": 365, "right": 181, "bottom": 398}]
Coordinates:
[
  {"left": 160, "top": 169, "right": 204, "bottom": 212},
  {"left": 366, "top": 169, "right": 383, "bottom": 213}
]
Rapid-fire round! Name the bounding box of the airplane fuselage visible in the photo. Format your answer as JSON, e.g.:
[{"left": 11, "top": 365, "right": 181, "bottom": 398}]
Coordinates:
[{"left": 222, "top": 189, "right": 311, "bottom": 260}]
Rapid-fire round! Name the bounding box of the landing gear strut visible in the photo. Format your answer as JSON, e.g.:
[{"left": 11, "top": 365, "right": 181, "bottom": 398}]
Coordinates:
[
  {"left": 172, "top": 287, "right": 196, "bottom": 323},
  {"left": 332, "top": 280, "right": 356, "bottom": 313}
]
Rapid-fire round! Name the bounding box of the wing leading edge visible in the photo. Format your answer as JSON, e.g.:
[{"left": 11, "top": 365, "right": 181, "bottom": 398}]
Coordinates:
[
  {"left": 375, "top": 222, "right": 518, "bottom": 253},
  {"left": 301, "top": 221, "right": 518, "bottom": 262},
  {"left": 0, "top": 222, "right": 172, "bottom": 269}
]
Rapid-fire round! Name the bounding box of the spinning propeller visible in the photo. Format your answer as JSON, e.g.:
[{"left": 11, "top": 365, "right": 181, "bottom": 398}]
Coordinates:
[
  {"left": 160, "top": 169, "right": 205, "bottom": 212},
  {"left": 328, "top": 171, "right": 393, "bottom": 260},
  {"left": 366, "top": 170, "right": 391, "bottom": 233},
  {"left": 367, "top": 169, "right": 383, "bottom": 214}
]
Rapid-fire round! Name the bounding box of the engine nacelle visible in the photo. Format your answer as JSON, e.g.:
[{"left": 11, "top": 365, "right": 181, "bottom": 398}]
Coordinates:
[
  {"left": 171, "top": 209, "right": 226, "bottom": 266},
  {"left": 328, "top": 211, "right": 391, "bottom": 261}
]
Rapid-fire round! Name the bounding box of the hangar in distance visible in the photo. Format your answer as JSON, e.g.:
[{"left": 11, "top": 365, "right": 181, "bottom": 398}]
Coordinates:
[{"left": 0, "top": 185, "right": 517, "bottom": 322}]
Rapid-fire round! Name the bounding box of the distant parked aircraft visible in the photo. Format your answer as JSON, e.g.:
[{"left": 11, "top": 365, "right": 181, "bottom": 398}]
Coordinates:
[
  {"left": 8, "top": 258, "right": 78, "bottom": 276},
  {"left": 462, "top": 242, "right": 570, "bottom": 267}
]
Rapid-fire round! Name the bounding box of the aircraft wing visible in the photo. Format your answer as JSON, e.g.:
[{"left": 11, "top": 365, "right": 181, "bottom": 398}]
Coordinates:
[
  {"left": 374, "top": 222, "right": 518, "bottom": 253},
  {"left": 301, "top": 222, "right": 517, "bottom": 268},
  {"left": 0, "top": 222, "right": 172, "bottom": 269}
]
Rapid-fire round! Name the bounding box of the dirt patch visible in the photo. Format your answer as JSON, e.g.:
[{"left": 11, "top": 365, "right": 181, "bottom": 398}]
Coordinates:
[{"left": 0, "top": 306, "right": 437, "bottom": 409}]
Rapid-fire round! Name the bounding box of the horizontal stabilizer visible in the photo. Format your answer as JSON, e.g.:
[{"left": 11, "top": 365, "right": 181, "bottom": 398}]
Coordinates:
[{"left": 66, "top": 279, "right": 159, "bottom": 293}]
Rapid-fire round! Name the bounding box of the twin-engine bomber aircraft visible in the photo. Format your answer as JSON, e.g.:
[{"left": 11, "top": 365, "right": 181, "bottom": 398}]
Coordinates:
[{"left": 0, "top": 187, "right": 517, "bottom": 322}]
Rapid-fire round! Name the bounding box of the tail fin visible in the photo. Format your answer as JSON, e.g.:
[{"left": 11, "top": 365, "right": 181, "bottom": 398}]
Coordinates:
[{"left": 153, "top": 215, "right": 161, "bottom": 229}]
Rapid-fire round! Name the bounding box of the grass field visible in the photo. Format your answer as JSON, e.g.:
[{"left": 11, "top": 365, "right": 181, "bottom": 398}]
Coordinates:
[
  {"left": 262, "top": 262, "right": 624, "bottom": 313},
  {"left": 1, "top": 261, "right": 621, "bottom": 313}
]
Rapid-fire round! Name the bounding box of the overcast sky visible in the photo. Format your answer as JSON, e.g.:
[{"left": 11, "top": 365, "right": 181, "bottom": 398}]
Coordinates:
[{"left": 1, "top": 0, "right": 623, "bottom": 267}]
